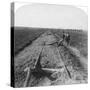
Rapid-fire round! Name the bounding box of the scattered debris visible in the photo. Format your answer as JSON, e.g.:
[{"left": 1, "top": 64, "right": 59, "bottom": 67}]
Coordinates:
[{"left": 14, "top": 31, "right": 87, "bottom": 87}]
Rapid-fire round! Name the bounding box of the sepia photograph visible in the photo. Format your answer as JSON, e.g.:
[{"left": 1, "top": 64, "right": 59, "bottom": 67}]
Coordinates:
[{"left": 11, "top": 2, "right": 88, "bottom": 87}]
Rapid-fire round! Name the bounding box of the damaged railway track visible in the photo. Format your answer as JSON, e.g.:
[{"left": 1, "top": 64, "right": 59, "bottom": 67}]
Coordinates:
[{"left": 14, "top": 31, "right": 88, "bottom": 87}]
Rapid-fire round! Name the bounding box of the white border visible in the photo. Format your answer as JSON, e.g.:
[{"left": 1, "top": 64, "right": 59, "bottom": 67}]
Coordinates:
[{"left": 0, "top": 0, "right": 89, "bottom": 90}]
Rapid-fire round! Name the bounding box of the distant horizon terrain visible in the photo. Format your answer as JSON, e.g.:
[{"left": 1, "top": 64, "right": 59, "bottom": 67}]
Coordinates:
[
  {"left": 12, "top": 26, "right": 87, "bottom": 58},
  {"left": 13, "top": 26, "right": 88, "bottom": 31}
]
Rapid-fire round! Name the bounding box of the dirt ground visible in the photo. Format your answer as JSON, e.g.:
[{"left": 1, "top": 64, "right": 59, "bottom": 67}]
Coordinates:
[{"left": 14, "top": 30, "right": 88, "bottom": 87}]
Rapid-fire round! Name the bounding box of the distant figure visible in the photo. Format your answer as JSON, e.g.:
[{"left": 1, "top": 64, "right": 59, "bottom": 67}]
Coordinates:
[
  {"left": 63, "top": 32, "right": 70, "bottom": 46},
  {"left": 58, "top": 32, "right": 70, "bottom": 46}
]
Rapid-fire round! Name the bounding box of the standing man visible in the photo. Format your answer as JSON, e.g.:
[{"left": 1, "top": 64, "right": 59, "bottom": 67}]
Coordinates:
[
  {"left": 58, "top": 32, "right": 70, "bottom": 46},
  {"left": 63, "top": 32, "right": 70, "bottom": 46}
]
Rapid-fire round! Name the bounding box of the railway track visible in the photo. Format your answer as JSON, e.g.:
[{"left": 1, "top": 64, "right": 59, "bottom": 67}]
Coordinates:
[{"left": 14, "top": 31, "right": 87, "bottom": 87}]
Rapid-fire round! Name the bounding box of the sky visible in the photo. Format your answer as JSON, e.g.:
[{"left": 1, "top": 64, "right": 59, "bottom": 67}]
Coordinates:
[{"left": 14, "top": 3, "right": 88, "bottom": 30}]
